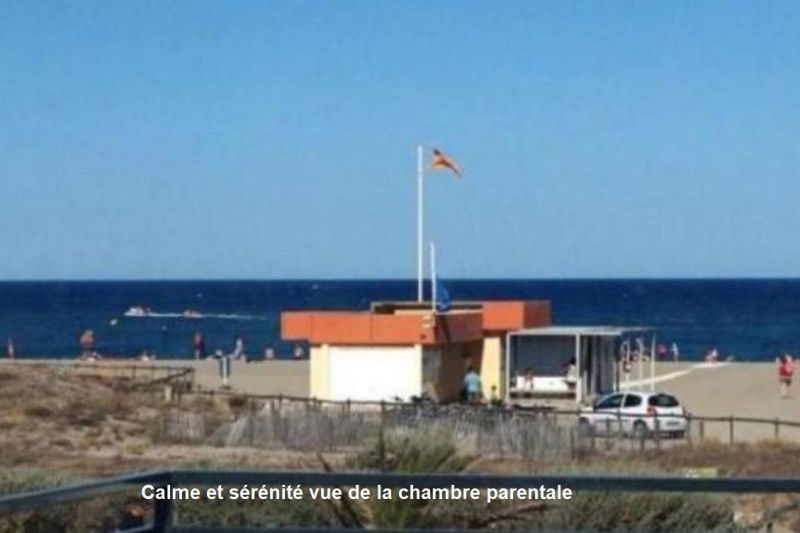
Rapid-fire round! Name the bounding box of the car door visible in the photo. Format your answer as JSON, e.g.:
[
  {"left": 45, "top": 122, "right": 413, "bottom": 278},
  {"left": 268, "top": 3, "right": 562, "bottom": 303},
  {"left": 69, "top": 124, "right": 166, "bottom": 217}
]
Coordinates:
[
  {"left": 620, "top": 393, "right": 643, "bottom": 433},
  {"left": 591, "top": 393, "right": 624, "bottom": 434}
]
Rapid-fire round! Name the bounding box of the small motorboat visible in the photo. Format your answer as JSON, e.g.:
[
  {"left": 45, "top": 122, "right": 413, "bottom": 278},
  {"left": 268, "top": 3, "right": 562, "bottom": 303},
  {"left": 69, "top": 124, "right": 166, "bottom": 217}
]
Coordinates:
[{"left": 124, "top": 306, "right": 151, "bottom": 317}]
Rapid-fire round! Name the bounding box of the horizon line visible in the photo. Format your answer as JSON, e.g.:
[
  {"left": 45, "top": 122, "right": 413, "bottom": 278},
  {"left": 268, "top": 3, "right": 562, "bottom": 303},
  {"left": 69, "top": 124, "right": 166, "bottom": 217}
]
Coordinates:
[{"left": 2, "top": 276, "right": 800, "bottom": 283}]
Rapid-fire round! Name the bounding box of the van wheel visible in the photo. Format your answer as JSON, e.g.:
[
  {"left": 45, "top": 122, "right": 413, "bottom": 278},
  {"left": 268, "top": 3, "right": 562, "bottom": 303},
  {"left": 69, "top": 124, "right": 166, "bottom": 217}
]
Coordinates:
[
  {"left": 577, "top": 418, "right": 593, "bottom": 438},
  {"left": 633, "top": 421, "right": 649, "bottom": 440}
]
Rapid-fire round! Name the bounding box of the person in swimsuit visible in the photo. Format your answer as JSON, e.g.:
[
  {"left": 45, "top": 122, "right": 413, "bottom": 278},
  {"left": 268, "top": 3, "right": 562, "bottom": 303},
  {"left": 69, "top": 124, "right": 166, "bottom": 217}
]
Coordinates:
[{"left": 777, "top": 354, "right": 794, "bottom": 398}]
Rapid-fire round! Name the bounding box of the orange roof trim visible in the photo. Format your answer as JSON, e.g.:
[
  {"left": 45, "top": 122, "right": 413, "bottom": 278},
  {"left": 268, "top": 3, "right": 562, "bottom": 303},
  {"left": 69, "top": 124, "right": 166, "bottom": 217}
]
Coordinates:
[{"left": 282, "top": 300, "right": 551, "bottom": 345}]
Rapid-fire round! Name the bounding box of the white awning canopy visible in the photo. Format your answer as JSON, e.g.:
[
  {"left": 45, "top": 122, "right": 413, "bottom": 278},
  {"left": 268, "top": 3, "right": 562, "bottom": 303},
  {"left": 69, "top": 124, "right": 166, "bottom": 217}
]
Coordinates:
[{"left": 509, "top": 326, "right": 652, "bottom": 337}]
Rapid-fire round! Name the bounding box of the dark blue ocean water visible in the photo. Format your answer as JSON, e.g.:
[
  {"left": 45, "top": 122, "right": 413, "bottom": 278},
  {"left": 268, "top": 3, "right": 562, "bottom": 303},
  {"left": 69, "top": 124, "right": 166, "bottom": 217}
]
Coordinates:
[{"left": 1, "top": 280, "right": 799, "bottom": 361}]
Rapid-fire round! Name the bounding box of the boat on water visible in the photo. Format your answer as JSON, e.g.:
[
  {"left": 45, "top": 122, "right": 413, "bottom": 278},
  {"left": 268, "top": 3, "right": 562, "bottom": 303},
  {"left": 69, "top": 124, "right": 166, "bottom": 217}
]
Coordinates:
[
  {"left": 122, "top": 306, "right": 264, "bottom": 321},
  {"left": 123, "top": 306, "right": 152, "bottom": 317}
]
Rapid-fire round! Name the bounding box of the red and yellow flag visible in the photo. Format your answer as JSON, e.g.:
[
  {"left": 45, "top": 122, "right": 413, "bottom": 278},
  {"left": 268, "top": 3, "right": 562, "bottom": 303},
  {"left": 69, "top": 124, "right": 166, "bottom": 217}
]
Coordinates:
[{"left": 431, "top": 148, "right": 461, "bottom": 177}]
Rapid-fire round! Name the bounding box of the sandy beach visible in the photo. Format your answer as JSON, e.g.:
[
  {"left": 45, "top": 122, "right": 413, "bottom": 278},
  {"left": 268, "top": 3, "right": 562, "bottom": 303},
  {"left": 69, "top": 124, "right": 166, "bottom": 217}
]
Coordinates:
[
  {"left": 5, "top": 358, "right": 800, "bottom": 443},
  {"left": 2, "top": 358, "right": 310, "bottom": 397},
  {"left": 624, "top": 361, "right": 800, "bottom": 442}
]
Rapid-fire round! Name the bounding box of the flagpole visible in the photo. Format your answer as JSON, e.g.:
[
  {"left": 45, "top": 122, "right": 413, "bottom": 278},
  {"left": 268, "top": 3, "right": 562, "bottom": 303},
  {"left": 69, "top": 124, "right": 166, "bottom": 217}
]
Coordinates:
[
  {"left": 430, "top": 241, "right": 437, "bottom": 314},
  {"left": 417, "top": 144, "right": 424, "bottom": 302}
]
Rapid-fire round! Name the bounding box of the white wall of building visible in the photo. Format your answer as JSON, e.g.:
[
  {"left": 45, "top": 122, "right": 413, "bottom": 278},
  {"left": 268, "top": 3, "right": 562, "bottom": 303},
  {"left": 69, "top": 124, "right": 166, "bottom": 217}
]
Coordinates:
[{"left": 327, "top": 345, "right": 421, "bottom": 402}]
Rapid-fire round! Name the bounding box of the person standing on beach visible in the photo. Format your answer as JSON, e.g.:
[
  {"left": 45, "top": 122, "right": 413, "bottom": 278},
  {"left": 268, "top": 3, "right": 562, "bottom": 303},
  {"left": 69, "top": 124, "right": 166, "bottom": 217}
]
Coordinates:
[
  {"left": 462, "top": 367, "right": 482, "bottom": 403},
  {"left": 264, "top": 345, "right": 276, "bottom": 360},
  {"left": 79, "top": 329, "right": 95, "bottom": 359},
  {"left": 292, "top": 344, "right": 305, "bottom": 360},
  {"left": 657, "top": 344, "right": 668, "bottom": 361},
  {"left": 232, "top": 335, "right": 245, "bottom": 360},
  {"left": 6, "top": 338, "right": 15, "bottom": 360},
  {"left": 192, "top": 332, "right": 206, "bottom": 360},
  {"left": 777, "top": 354, "right": 794, "bottom": 398},
  {"left": 670, "top": 342, "right": 680, "bottom": 361}
]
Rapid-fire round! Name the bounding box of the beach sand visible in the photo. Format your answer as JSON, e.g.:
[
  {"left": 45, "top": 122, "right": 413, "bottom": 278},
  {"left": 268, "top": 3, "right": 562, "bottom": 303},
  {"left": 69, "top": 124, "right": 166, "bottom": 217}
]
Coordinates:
[
  {"left": 625, "top": 361, "right": 800, "bottom": 442},
  {"left": 2, "top": 358, "right": 310, "bottom": 397},
  {"left": 5, "top": 358, "right": 799, "bottom": 443}
]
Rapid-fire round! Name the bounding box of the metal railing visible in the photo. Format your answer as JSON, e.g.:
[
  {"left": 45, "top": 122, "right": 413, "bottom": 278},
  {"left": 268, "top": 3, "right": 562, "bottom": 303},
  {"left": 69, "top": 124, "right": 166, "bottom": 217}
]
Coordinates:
[{"left": 1, "top": 469, "right": 800, "bottom": 532}]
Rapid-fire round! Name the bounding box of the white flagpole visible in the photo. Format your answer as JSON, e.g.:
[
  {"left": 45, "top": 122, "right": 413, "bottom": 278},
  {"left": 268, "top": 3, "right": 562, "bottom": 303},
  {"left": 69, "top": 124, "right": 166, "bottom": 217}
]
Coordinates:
[
  {"left": 430, "top": 241, "right": 437, "bottom": 314},
  {"left": 417, "top": 145, "right": 424, "bottom": 302}
]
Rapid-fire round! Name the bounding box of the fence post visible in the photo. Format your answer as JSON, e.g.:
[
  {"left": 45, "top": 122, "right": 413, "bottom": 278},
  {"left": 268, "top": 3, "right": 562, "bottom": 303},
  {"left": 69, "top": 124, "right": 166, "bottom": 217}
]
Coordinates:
[
  {"left": 569, "top": 426, "right": 576, "bottom": 459},
  {"left": 686, "top": 414, "right": 692, "bottom": 444},
  {"left": 729, "top": 416, "right": 734, "bottom": 445},
  {"left": 699, "top": 419, "right": 705, "bottom": 440},
  {"left": 639, "top": 422, "right": 646, "bottom": 452},
  {"left": 605, "top": 418, "right": 611, "bottom": 450},
  {"left": 774, "top": 418, "right": 780, "bottom": 440},
  {"left": 654, "top": 416, "right": 661, "bottom": 451},
  {"left": 378, "top": 400, "right": 386, "bottom": 469}
]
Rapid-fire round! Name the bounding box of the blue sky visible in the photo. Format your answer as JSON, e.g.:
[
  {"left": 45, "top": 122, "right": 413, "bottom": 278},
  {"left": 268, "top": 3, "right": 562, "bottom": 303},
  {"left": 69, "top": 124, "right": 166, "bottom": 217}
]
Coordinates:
[{"left": 1, "top": 1, "right": 799, "bottom": 279}]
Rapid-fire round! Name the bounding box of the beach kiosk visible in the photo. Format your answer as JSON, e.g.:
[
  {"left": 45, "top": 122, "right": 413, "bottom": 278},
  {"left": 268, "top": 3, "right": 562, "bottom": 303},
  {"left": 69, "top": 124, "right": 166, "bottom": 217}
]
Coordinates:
[
  {"left": 505, "top": 326, "right": 655, "bottom": 406},
  {"left": 281, "top": 300, "right": 552, "bottom": 403}
]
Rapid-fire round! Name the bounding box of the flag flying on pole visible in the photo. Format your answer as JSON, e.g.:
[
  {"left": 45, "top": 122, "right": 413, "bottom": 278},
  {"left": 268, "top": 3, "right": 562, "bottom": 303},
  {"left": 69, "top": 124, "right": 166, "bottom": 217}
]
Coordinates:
[{"left": 431, "top": 148, "right": 462, "bottom": 177}]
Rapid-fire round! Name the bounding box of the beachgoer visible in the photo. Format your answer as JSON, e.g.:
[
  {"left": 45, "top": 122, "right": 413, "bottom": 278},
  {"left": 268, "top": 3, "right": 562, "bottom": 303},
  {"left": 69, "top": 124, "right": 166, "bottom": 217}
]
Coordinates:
[
  {"left": 523, "top": 368, "right": 534, "bottom": 391},
  {"left": 777, "top": 354, "right": 794, "bottom": 398},
  {"left": 192, "top": 332, "right": 206, "bottom": 360},
  {"left": 462, "top": 367, "right": 482, "bottom": 403},
  {"left": 79, "top": 329, "right": 95, "bottom": 359},
  {"left": 706, "top": 347, "right": 719, "bottom": 363},
  {"left": 564, "top": 358, "right": 578, "bottom": 389},
  {"left": 264, "top": 345, "right": 276, "bottom": 360},
  {"left": 670, "top": 342, "right": 680, "bottom": 361},
  {"left": 6, "top": 338, "right": 14, "bottom": 360},
  {"left": 292, "top": 344, "right": 305, "bottom": 360},
  {"left": 657, "top": 344, "right": 668, "bottom": 361},
  {"left": 232, "top": 335, "right": 245, "bottom": 360}
]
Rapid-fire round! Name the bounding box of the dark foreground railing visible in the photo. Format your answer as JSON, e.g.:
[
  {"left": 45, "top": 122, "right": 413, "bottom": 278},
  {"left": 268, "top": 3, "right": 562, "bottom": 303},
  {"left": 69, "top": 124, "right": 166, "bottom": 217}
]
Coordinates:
[{"left": 1, "top": 469, "right": 800, "bottom": 532}]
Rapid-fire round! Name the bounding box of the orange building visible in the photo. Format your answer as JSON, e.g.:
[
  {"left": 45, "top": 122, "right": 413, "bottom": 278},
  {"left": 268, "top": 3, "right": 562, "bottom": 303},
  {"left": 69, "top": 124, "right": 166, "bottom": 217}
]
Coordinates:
[{"left": 281, "top": 300, "right": 551, "bottom": 402}]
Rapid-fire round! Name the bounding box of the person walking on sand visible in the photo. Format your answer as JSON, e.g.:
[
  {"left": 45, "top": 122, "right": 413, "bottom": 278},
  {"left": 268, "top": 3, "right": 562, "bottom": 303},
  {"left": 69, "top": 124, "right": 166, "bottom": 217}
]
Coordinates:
[
  {"left": 6, "top": 338, "right": 15, "bottom": 360},
  {"left": 462, "top": 366, "right": 482, "bottom": 403},
  {"left": 656, "top": 343, "right": 668, "bottom": 361},
  {"left": 264, "top": 345, "right": 276, "bottom": 360},
  {"left": 292, "top": 344, "right": 305, "bottom": 360},
  {"left": 670, "top": 342, "right": 680, "bottom": 361},
  {"left": 192, "top": 332, "right": 206, "bottom": 360},
  {"left": 79, "top": 329, "right": 95, "bottom": 359},
  {"left": 231, "top": 335, "right": 245, "bottom": 360},
  {"left": 777, "top": 354, "right": 794, "bottom": 398}
]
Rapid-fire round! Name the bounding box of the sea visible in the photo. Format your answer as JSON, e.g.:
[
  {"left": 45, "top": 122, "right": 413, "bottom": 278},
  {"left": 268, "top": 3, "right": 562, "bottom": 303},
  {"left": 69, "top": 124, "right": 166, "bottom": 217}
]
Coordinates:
[{"left": 1, "top": 279, "right": 799, "bottom": 361}]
